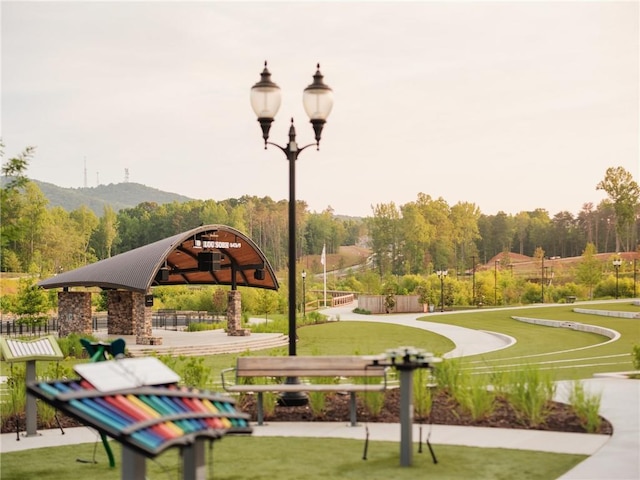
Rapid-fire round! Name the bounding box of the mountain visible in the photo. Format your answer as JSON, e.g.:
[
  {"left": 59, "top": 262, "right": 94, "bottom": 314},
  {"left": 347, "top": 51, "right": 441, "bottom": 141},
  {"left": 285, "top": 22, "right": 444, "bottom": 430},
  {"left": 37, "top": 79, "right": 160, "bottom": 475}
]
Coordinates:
[{"left": 32, "top": 180, "right": 194, "bottom": 215}]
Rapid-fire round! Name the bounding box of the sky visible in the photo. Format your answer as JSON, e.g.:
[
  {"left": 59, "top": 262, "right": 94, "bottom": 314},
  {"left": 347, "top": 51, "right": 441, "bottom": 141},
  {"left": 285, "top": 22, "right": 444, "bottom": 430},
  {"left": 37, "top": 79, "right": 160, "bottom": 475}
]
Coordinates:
[{"left": 2, "top": 1, "right": 638, "bottom": 218}]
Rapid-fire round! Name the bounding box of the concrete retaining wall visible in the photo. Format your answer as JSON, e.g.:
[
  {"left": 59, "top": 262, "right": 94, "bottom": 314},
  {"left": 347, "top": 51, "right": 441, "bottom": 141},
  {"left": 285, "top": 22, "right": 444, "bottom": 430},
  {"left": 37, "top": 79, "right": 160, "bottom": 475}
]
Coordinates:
[
  {"left": 573, "top": 308, "right": 640, "bottom": 319},
  {"left": 512, "top": 316, "right": 620, "bottom": 340}
]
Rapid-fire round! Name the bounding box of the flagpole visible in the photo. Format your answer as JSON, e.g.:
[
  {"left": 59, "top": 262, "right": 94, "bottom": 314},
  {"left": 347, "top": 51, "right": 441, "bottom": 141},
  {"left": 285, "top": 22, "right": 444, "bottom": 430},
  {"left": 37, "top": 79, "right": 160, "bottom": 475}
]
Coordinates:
[{"left": 322, "top": 244, "right": 327, "bottom": 307}]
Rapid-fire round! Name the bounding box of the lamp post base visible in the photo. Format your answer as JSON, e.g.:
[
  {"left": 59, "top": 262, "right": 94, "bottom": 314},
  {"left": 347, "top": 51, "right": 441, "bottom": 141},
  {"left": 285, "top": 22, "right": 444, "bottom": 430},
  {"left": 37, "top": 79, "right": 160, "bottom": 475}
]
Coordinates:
[{"left": 278, "top": 377, "right": 309, "bottom": 406}]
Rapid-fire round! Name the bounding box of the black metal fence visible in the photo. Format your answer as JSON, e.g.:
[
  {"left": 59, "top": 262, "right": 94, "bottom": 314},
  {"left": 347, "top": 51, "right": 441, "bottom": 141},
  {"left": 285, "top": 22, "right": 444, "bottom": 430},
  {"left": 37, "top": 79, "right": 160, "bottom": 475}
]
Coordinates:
[
  {"left": 0, "top": 311, "right": 222, "bottom": 337},
  {"left": 0, "top": 318, "right": 59, "bottom": 337}
]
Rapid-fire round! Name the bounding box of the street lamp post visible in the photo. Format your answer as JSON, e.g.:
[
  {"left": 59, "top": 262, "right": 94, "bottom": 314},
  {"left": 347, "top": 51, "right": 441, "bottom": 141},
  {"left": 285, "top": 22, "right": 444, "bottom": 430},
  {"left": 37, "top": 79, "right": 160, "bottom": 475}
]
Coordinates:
[
  {"left": 541, "top": 256, "right": 545, "bottom": 304},
  {"left": 471, "top": 256, "right": 476, "bottom": 306},
  {"left": 612, "top": 258, "right": 622, "bottom": 299},
  {"left": 634, "top": 258, "right": 637, "bottom": 298},
  {"left": 436, "top": 269, "right": 448, "bottom": 312},
  {"left": 301, "top": 270, "right": 307, "bottom": 319},
  {"left": 251, "top": 62, "right": 333, "bottom": 405},
  {"left": 494, "top": 259, "right": 500, "bottom": 306}
]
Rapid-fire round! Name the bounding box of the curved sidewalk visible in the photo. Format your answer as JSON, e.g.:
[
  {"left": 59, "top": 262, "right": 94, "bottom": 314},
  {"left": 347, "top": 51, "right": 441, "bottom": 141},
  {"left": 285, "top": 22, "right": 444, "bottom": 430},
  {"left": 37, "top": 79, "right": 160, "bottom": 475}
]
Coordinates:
[{"left": 321, "top": 305, "right": 515, "bottom": 357}]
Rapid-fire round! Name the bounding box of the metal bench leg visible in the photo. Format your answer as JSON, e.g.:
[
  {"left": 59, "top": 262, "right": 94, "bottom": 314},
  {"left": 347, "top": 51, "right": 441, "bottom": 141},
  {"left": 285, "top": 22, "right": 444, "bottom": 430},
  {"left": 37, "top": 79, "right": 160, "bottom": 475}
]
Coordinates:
[
  {"left": 349, "top": 392, "right": 357, "bottom": 426},
  {"left": 257, "top": 392, "right": 264, "bottom": 426}
]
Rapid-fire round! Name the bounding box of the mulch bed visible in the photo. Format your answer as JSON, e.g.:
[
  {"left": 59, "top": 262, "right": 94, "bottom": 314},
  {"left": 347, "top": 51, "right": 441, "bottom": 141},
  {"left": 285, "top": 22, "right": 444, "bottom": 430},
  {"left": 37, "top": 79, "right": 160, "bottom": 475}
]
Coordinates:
[
  {"left": 1, "top": 388, "right": 613, "bottom": 435},
  {"left": 237, "top": 389, "right": 613, "bottom": 435}
]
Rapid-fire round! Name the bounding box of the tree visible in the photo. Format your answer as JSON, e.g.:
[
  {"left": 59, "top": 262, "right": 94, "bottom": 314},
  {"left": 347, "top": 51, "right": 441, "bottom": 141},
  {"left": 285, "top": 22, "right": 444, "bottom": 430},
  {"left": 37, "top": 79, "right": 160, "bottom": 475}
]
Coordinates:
[
  {"left": 576, "top": 242, "right": 602, "bottom": 300},
  {"left": 514, "top": 212, "right": 530, "bottom": 255},
  {"left": 15, "top": 277, "right": 49, "bottom": 326},
  {"left": 0, "top": 143, "right": 33, "bottom": 190},
  {"left": 41, "top": 206, "right": 84, "bottom": 273},
  {"left": 21, "top": 182, "right": 49, "bottom": 270},
  {"left": 1, "top": 144, "right": 36, "bottom": 270},
  {"left": 400, "top": 202, "right": 433, "bottom": 274},
  {"left": 91, "top": 205, "right": 118, "bottom": 259},
  {"left": 450, "top": 201, "right": 481, "bottom": 273},
  {"left": 211, "top": 287, "right": 228, "bottom": 320},
  {"left": 70, "top": 206, "right": 99, "bottom": 265},
  {"left": 596, "top": 166, "right": 640, "bottom": 252},
  {"left": 368, "top": 202, "right": 401, "bottom": 275},
  {"left": 256, "top": 289, "right": 279, "bottom": 320},
  {"left": 533, "top": 246, "right": 546, "bottom": 302}
]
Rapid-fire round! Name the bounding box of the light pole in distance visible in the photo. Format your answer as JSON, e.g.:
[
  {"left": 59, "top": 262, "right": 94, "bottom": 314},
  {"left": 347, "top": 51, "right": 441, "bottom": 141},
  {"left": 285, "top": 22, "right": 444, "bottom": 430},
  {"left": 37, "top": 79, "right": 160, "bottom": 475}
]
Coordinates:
[
  {"left": 301, "top": 270, "right": 307, "bottom": 319},
  {"left": 612, "top": 258, "right": 622, "bottom": 299},
  {"left": 436, "top": 269, "right": 448, "bottom": 312},
  {"left": 494, "top": 259, "right": 500, "bottom": 306}
]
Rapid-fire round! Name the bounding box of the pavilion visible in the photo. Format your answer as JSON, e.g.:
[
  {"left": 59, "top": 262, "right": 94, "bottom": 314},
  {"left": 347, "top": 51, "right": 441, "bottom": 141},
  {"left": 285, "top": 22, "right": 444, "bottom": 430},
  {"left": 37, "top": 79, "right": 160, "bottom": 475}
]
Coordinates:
[{"left": 38, "top": 225, "right": 279, "bottom": 345}]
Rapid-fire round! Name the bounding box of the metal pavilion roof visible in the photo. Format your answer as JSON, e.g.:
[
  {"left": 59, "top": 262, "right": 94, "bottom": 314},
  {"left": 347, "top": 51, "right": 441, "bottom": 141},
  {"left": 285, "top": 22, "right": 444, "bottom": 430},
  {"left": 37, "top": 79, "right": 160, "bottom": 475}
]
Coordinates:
[{"left": 38, "top": 225, "right": 279, "bottom": 293}]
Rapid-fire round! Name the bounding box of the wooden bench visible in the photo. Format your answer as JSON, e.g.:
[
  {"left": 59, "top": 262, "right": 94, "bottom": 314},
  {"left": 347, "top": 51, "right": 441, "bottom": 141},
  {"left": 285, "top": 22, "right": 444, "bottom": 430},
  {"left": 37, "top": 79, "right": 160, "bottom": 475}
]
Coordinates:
[{"left": 221, "top": 356, "right": 388, "bottom": 426}]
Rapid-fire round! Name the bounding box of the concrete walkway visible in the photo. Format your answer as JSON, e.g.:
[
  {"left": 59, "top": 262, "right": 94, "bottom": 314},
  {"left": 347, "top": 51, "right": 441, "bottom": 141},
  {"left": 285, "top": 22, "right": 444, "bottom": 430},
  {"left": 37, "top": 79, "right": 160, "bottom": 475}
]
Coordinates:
[
  {"left": 322, "top": 304, "right": 515, "bottom": 358},
  {"left": 1, "top": 305, "right": 638, "bottom": 480}
]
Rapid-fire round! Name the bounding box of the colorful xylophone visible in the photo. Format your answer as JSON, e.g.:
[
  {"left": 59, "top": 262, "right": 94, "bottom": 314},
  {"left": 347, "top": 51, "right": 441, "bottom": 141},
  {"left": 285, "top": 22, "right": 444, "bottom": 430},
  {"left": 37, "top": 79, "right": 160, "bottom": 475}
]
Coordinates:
[{"left": 27, "top": 380, "right": 251, "bottom": 458}]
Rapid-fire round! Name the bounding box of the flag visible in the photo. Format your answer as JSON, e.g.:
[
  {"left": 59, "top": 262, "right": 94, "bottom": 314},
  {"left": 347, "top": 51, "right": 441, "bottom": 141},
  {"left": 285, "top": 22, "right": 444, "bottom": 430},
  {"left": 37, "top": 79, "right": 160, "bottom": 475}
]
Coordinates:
[{"left": 320, "top": 244, "right": 326, "bottom": 266}]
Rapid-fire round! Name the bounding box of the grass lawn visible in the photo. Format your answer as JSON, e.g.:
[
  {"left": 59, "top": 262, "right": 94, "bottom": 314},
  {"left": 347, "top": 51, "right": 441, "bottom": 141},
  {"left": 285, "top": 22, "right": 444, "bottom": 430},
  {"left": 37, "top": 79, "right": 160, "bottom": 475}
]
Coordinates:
[
  {"left": 419, "top": 303, "right": 638, "bottom": 380},
  {"left": 0, "top": 437, "right": 587, "bottom": 480},
  {"left": 154, "top": 322, "right": 456, "bottom": 390}
]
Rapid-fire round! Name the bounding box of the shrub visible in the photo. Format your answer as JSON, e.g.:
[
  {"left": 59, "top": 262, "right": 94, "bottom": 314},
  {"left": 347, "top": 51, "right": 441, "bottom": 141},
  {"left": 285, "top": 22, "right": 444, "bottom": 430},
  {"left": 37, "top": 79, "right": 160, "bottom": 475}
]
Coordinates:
[
  {"left": 503, "top": 365, "right": 555, "bottom": 427},
  {"left": 355, "top": 376, "right": 385, "bottom": 417},
  {"left": 181, "top": 356, "right": 210, "bottom": 388},
  {"left": 569, "top": 380, "right": 602, "bottom": 433},
  {"left": 308, "top": 376, "right": 338, "bottom": 418},
  {"left": 186, "top": 322, "right": 219, "bottom": 332},
  {"left": 57, "top": 333, "right": 95, "bottom": 358},
  {"left": 433, "top": 357, "right": 463, "bottom": 398},
  {"left": 632, "top": 344, "right": 640, "bottom": 370},
  {"left": 413, "top": 368, "right": 434, "bottom": 419},
  {"left": 458, "top": 373, "right": 495, "bottom": 421}
]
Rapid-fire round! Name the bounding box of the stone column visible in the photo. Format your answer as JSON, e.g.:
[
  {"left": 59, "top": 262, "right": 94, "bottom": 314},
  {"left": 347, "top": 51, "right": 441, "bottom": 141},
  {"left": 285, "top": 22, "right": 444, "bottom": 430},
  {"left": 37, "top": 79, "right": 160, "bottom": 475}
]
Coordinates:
[
  {"left": 133, "top": 292, "right": 153, "bottom": 342},
  {"left": 107, "top": 290, "right": 161, "bottom": 345},
  {"left": 107, "top": 290, "right": 135, "bottom": 335},
  {"left": 58, "top": 291, "right": 92, "bottom": 337},
  {"left": 227, "top": 290, "right": 249, "bottom": 336}
]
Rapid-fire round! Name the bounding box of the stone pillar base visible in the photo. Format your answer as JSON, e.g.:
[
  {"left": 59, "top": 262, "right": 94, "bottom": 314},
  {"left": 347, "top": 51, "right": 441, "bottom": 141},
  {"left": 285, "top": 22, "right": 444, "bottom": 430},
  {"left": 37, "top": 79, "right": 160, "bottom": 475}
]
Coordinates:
[
  {"left": 227, "top": 290, "right": 250, "bottom": 336},
  {"left": 227, "top": 328, "right": 251, "bottom": 337},
  {"left": 136, "top": 336, "right": 163, "bottom": 345}
]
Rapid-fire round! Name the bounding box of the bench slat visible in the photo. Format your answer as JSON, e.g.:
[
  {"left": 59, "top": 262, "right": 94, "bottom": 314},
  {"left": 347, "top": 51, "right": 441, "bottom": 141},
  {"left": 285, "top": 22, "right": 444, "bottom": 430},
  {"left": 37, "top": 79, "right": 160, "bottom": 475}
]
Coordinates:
[
  {"left": 225, "top": 384, "right": 386, "bottom": 393},
  {"left": 235, "top": 356, "right": 386, "bottom": 378}
]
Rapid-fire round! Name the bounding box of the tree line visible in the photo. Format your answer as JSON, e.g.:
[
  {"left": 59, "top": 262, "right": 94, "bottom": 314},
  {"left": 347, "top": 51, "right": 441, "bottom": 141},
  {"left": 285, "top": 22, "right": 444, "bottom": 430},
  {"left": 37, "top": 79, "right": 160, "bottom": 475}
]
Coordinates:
[
  {"left": 2, "top": 144, "right": 639, "bottom": 280},
  {"left": 367, "top": 167, "right": 640, "bottom": 277}
]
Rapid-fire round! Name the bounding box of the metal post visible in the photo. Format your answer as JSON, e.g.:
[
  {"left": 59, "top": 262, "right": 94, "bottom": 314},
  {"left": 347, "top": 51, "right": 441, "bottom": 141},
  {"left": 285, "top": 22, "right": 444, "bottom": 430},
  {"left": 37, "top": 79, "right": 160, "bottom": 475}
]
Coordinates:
[
  {"left": 541, "top": 256, "right": 545, "bottom": 303},
  {"left": 182, "top": 439, "right": 207, "bottom": 480},
  {"left": 634, "top": 258, "right": 637, "bottom": 298},
  {"left": 613, "top": 258, "right": 622, "bottom": 299},
  {"left": 25, "top": 360, "right": 38, "bottom": 437},
  {"left": 472, "top": 255, "right": 476, "bottom": 306},
  {"left": 280, "top": 125, "right": 307, "bottom": 406},
  {"left": 398, "top": 368, "right": 414, "bottom": 467},
  {"left": 287, "top": 136, "right": 298, "bottom": 356},
  {"left": 302, "top": 271, "right": 306, "bottom": 319},
  {"left": 122, "top": 446, "right": 146, "bottom": 479},
  {"left": 494, "top": 260, "right": 499, "bottom": 306}
]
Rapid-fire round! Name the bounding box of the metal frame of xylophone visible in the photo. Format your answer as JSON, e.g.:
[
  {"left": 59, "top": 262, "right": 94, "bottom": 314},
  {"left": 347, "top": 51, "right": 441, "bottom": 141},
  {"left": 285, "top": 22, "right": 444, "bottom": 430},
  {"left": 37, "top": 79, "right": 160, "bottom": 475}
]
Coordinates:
[
  {"left": 0, "top": 336, "right": 64, "bottom": 438},
  {"left": 27, "top": 380, "right": 252, "bottom": 480}
]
